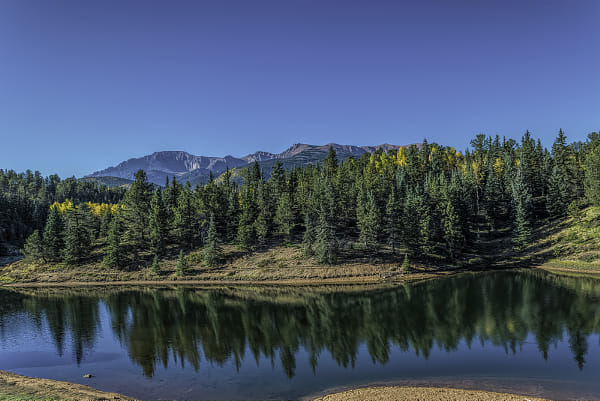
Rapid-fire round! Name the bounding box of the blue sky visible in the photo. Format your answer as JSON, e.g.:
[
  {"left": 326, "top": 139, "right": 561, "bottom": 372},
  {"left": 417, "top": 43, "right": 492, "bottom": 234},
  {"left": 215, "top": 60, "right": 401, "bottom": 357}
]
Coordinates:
[{"left": 0, "top": 0, "right": 599, "bottom": 178}]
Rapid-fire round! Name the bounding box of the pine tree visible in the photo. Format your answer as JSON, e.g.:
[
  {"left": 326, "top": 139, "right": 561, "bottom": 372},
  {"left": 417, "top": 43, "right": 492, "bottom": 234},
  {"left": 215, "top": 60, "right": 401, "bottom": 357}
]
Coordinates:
[
  {"left": 174, "top": 183, "right": 197, "bottom": 249},
  {"left": 176, "top": 249, "right": 186, "bottom": 277},
  {"left": 546, "top": 164, "right": 569, "bottom": 217},
  {"left": 585, "top": 142, "right": 600, "bottom": 206},
  {"left": 357, "top": 189, "right": 379, "bottom": 251},
  {"left": 62, "top": 206, "right": 91, "bottom": 264},
  {"left": 511, "top": 165, "right": 533, "bottom": 249},
  {"left": 43, "top": 207, "right": 64, "bottom": 262},
  {"left": 403, "top": 190, "right": 423, "bottom": 256},
  {"left": 103, "top": 215, "right": 126, "bottom": 268},
  {"left": 384, "top": 186, "right": 402, "bottom": 254},
  {"left": 149, "top": 187, "right": 168, "bottom": 256},
  {"left": 121, "top": 170, "right": 152, "bottom": 251},
  {"left": 401, "top": 253, "right": 410, "bottom": 272},
  {"left": 151, "top": 254, "right": 160, "bottom": 274},
  {"left": 22, "top": 230, "right": 44, "bottom": 262},
  {"left": 441, "top": 198, "right": 462, "bottom": 260},
  {"left": 315, "top": 209, "right": 337, "bottom": 264},
  {"left": 275, "top": 192, "right": 294, "bottom": 241},
  {"left": 99, "top": 210, "right": 112, "bottom": 238},
  {"left": 237, "top": 186, "right": 257, "bottom": 251},
  {"left": 203, "top": 215, "right": 222, "bottom": 267},
  {"left": 302, "top": 211, "right": 317, "bottom": 256},
  {"left": 483, "top": 164, "right": 502, "bottom": 230},
  {"left": 255, "top": 180, "right": 273, "bottom": 245}
]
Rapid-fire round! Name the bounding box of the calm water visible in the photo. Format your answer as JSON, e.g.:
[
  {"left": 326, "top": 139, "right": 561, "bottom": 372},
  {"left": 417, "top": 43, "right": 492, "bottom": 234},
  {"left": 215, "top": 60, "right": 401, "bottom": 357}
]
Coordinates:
[{"left": 1, "top": 270, "right": 600, "bottom": 400}]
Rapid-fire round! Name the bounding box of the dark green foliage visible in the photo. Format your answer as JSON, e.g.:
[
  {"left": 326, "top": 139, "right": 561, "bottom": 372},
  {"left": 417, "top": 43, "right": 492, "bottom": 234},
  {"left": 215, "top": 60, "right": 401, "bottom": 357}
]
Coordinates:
[
  {"left": 237, "top": 186, "right": 257, "bottom": 251},
  {"left": 22, "top": 230, "right": 44, "bottom": 262},
  {"left": 511, "top": 166, "right": 533, "bottom": 249},
  {"left": 62, "top": 206, "right": 92, "bottom": 264},
  {"left": 176, "top": 250, "right": 186, "bottom": 277},
  {"left": 174, "top": 182, "right": 198, "bottom": 249},
  {"left": 151, "top": 254, "right": 160, "bottom": 274},
  {"left": 547, "top": 164, "right": 570, "bottom": 217},
  {"left": 99, "top": 210, "right": 112, "bottom": 238},
  {"left": 401, "top": 253, "right": 410, "bottom": 271},
  {"left": 149, "top": 187, "right": 168, "bottom": 256},
  {"left": 584, "top": 139, "right": 600, "bottom": 206},
  {"left": 103, "top": 215, "right": 126, "bottom": 268},
  {"left": 275, "top": 192, "right": 294, "bottom": 240},
  {"left": 315, "top": 210, "right": 337, "bottom": 264},
  {"left": 122, "top": 170, "right": 153, "bottom": 250},
  {"left": 43, "top": 207, "right": 64, "bottom": 262},
  {"left": 203, "top": 215, "right": 222, "bottom": 267},
  {"left": 441, "top": 197, "right": 462, "bottom": 260},
  {"left": 384, "top": 186, "right": 402, "bottom": 254},
  {"left": 357, "top": 188, "right": 379, "bottom": 250},
  {"left": 5, "top": 129, "right": 600, "bottom": 268}
]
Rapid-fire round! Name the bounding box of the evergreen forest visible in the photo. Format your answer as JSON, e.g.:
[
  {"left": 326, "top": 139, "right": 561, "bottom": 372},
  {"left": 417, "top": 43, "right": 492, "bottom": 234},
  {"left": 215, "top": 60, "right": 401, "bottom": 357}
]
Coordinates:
[{"left": 3, "top": 130, "right": 600, "bottom": 269}]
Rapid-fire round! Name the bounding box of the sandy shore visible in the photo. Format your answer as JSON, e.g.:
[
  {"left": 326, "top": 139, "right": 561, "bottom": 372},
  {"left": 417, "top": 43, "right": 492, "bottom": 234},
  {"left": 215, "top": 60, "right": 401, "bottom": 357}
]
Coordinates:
[
  {"left": 1, "top": 370, "right": 553, "bottom": 401},
  {"left": 313, "top": 386, "right": 549, "bottom": 401}
]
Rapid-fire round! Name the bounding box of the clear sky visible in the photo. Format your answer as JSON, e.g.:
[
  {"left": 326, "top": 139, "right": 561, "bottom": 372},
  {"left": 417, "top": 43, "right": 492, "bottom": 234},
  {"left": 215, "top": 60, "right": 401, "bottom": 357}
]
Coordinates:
[{"left": 0, "top": 0, "right": 599, "bottom": 178}]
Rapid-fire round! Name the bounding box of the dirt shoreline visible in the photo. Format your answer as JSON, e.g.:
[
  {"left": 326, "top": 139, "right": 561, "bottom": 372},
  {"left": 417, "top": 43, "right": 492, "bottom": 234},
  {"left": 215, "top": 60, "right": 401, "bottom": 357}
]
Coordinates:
[
  {"left": 312, "top": 385, "right": 550, "bottom": 401},
  {"left": 0, "top": 370, "right": 551, "bottom": 401},
  {"left": 0, "top": 269, "right": 458, "bottom": 288}
]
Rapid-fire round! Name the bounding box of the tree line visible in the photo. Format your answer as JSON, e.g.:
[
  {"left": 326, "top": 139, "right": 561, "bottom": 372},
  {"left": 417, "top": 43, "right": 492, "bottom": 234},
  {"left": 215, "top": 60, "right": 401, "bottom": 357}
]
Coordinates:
[
  {"left": 13, "top": 129, "right": 600, "bottom": 268},
  {"left": 0, "top": 171, "right": 125, "bottom": 256}
]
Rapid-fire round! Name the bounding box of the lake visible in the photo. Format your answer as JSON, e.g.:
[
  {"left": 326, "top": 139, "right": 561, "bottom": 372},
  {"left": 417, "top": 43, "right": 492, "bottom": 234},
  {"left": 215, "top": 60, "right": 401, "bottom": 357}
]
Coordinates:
[{"left": 1, "top": 270, "right": 600, "bottom": 399}]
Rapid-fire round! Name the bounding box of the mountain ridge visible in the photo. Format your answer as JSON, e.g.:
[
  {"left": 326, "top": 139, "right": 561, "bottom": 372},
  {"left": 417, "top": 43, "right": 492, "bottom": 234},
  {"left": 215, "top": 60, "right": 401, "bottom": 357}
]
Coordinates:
[{"left": 86, "top": 142, "right": 414, "bottom": 186}]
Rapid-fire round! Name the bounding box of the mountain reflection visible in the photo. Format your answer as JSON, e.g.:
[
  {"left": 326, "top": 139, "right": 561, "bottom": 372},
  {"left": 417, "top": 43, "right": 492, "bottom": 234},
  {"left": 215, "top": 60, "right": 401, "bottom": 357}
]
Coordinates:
[{"left": 1, "top": 270, "right": 600, "bottom": 377}]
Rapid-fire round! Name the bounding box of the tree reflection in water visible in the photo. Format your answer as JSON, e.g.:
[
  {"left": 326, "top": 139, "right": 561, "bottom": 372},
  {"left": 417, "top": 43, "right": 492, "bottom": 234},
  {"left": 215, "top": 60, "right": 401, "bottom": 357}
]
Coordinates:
[{"left": 1, "top": 270, "right": 600, "bottom": 377}]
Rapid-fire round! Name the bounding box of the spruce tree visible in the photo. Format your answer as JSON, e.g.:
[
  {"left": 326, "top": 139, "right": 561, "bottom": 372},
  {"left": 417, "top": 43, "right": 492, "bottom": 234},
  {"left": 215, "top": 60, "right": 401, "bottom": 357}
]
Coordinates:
[
  {"left": 275, "top": 192, "right": 294, "bottom": 241},
  {"left": 151, "top": 254, "right": 160, "bottom": 274},
  {"left": 483, "top": 164, "right": 502, "bottom": 230},
  {"left": 357, "top": 189, "right": 379, "bottom": 251},
  {"left": 546, "top": 164, "right": 569, "bottom": 217},
  {"left": 149, "top": 187, "right": 168, "bottom": 256},
  {"left": 62, "top": 206, "right": 91, "bottom": 264},
  {"left": 99, "top": 210, "right": 112, "bottom": 238},
  {"left": 403, "top": 190, "right": 423, "bottom": 256},
  {"left": 174, "top": 183, "right": 197, "bottom": 249},
  {"left": 442, "top": 198, "right": 462, "bottom": 260},
  {"left": 43, "top": 207, "right": 64, "bottom": 262},
  {"left": 315, "top": 209, "right": 337, "bottom": 264},
  {"left": 384, "top": 186, "right": 402, "bottom": 254},
  {"left": 511, "top": 165, "right": 533, "bottom": 249},
  {"left": 401, "top": 253, "right": 410, "bottom": 272},
  {"left": 255, "top": 180, "right": 273, "bottom": 244},
  {"left": 121, "top": 170, "right": 152, "bottom": 251},
  {"left": 23, "top": 230, "right": 44, "bottom": 262},
  {"left": 203, "top": 215, "right": 222, "bottom": 267},
  {"left": 176, "top": 249, "right": 186, "bottom": 277},
  {"left": 236, "top": 184, "right": 257, "bottom": 251},
  {"left": 585, "top": 142, "right": 600, "bottom": 206},
  {"left": 103, "top": 215, "right": 126, "bottom": 268}
]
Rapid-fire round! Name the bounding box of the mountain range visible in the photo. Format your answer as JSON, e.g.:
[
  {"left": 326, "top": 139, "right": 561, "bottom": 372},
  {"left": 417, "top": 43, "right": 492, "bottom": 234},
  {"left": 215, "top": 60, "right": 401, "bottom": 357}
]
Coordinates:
[{"left": 85, "top": 142, "right": 410, "bottom": 186}]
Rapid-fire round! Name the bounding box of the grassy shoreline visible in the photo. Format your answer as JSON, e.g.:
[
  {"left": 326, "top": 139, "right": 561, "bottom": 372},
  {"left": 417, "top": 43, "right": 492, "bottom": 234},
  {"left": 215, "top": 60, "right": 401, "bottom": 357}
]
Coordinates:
[{"left": 3, "top": 206, "right": 600, "bottom": 286}]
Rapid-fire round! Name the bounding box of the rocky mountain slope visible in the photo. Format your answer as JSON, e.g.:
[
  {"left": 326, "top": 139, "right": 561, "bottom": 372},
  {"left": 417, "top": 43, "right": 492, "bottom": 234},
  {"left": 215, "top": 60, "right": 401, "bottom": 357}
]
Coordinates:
[{"left": 86, "top": 143, "right": 410, "bottom": 186}]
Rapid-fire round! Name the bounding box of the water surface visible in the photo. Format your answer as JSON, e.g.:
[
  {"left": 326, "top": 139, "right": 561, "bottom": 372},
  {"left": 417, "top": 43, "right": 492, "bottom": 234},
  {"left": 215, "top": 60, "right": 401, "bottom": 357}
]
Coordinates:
[{"left": 1, "top": 270, "right": 600, "bottom": 399}]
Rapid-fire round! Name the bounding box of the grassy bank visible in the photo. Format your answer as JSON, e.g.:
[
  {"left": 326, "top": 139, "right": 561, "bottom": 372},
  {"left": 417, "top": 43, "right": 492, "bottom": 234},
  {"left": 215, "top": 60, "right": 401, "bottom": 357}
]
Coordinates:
[
  {"left": 0, "top": 370, "right": 133, "bottom": 401},
  {"left": 0, "top": 242, "right": 459, "bottom": 286},
  {"left": 2, "top": 206, "right": 600, "bottom": 286}
]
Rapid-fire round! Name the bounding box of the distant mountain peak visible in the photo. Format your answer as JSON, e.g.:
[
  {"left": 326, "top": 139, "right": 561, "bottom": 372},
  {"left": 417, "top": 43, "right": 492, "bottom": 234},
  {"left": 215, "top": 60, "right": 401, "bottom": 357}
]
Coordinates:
[{"left": 86, "top": 141, "right": 411, "bottom": 186}]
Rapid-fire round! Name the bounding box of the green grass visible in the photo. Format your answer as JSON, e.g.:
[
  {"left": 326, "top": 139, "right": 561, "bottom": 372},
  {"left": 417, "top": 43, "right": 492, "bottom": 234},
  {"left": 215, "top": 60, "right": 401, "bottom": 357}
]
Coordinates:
[{"left": 0, "top": 391, "right": 60, "bottom": 400}]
